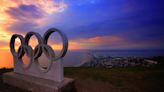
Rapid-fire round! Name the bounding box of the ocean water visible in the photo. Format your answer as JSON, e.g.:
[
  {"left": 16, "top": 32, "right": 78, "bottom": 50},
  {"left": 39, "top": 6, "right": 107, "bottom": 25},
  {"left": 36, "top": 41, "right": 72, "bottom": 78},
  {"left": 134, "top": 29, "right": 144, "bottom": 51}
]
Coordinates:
[
  {"left": 62, "top": 49, "right": 164, "bottom": 67},
  {"left": 1, "top": 49, "right": 164, "bottom": 68},
  {"left": 88, "top": 49, "right": 164, "bottom": 57}
]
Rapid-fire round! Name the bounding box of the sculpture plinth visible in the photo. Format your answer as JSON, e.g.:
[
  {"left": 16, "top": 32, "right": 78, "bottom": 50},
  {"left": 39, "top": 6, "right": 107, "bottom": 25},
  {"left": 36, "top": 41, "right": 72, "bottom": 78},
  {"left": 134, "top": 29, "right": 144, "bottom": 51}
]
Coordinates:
[
  {"left": 3, "top": 72, "right": 75, "bottom": 92},
  {"left": 3, "top": 28, "right": 75, "bottom": 92}
]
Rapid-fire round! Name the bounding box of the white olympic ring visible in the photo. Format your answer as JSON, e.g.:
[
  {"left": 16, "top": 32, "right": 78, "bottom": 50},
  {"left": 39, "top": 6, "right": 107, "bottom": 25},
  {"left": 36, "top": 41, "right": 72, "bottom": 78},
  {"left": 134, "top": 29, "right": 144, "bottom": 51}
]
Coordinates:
[{"left": 10, "top": 28, "right": 68, "bottom": 72}]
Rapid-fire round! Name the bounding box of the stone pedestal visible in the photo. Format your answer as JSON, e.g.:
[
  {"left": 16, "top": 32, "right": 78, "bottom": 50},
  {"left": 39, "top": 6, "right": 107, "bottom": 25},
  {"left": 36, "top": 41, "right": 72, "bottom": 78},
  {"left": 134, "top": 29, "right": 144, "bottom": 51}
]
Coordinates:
[
  {"left": 3, "top": 72, "right": 76, "bottom": 92},
  {"left": 14, "top": 59, "right": 64, "bottom": 82},
  {"left": 5, "top": 28, "right": 74, "bottom": 92}
]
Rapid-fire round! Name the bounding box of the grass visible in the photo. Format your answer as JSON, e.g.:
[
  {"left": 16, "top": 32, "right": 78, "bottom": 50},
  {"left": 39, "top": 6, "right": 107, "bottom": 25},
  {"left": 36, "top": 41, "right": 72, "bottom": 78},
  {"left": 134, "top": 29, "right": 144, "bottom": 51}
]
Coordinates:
[
  {"left": 0, "top": 67, "right": 164, "bottom": 92},
  {"left": 64, "top": 67, "right": 164, "bottom": 92}
]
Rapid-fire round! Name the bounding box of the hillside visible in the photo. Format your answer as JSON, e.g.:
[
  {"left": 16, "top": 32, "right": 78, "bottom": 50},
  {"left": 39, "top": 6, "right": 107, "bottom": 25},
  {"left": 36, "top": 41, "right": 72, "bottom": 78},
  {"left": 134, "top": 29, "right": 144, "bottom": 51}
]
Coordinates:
[{"left": 0, "top": 67, "right": 164, "bottom": 92}]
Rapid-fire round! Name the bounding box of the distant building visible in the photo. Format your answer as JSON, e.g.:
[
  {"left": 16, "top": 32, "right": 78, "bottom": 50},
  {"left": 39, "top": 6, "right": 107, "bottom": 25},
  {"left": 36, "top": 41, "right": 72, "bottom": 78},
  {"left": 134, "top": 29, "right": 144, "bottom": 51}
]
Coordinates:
[{"left": 81, "top": 53, "right": 158, "bottom": 68}]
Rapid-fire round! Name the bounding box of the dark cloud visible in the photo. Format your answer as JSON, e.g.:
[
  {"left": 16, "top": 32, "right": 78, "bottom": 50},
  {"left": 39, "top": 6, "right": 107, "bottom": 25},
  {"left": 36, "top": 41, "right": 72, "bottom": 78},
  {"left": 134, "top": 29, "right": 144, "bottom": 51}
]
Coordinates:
[
  {"left": 42, "top": 0, "right": 164, "bottom": 49},
  {"left": 3, "top": 0, "right": 164, "bottom": 49},
  {"left": 5, "top": 4, "right": 44, "bottom": 33},
  {"left": 6, "top": 4, "right": 44, "bottom": 20},
  {"left": 7, "top": 21, "right": 38, "bottom": 33}
]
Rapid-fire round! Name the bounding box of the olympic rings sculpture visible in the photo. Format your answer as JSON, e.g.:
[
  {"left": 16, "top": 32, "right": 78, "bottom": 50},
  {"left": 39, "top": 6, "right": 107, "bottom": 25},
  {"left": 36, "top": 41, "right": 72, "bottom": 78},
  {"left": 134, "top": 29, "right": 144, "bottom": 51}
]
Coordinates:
[{"left": 10, "top": 28, "right": 68, "bottom": 73}]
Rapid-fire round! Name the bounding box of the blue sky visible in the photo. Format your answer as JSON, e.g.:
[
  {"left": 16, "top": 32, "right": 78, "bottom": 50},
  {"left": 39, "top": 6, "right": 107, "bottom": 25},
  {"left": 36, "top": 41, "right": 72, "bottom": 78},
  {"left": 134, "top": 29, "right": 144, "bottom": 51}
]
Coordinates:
[{"left": 0, "top": 0, "right": 164, "bottom": 50}]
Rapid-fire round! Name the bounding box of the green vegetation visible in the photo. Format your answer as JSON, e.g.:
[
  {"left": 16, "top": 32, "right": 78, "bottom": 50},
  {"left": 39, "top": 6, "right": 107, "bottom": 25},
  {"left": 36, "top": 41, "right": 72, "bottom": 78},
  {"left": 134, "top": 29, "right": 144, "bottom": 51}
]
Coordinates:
[
  {"left": 0, "top": 66, "right": 164, "bottom": 92},
  {"left": 65, "top": 67, "right": 164, "bottom": 92}
]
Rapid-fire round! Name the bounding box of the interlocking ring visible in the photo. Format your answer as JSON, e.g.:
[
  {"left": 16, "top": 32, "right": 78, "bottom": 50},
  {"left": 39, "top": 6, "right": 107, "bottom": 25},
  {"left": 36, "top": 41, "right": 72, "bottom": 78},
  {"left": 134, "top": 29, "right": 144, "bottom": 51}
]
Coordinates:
[{"left": 10, "top": 28, "right": 68, "bottom": 73}]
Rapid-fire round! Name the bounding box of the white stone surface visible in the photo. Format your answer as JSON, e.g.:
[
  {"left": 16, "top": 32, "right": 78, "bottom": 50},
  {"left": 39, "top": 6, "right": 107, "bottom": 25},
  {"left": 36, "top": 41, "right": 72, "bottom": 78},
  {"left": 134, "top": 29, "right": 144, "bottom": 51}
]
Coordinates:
[
  {"left": 14, "top": 57, "right": 64, "bottom": 82},
  {"left": 3, "top": 72, "right": 75, "bottom": 92}
]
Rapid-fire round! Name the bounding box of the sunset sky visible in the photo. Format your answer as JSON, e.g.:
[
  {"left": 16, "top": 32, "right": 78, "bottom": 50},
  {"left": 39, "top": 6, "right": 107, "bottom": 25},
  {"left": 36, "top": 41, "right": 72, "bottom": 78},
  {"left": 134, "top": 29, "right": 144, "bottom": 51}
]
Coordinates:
[{"left": 0, "top": 0, "right": 164, "bottom": 68}]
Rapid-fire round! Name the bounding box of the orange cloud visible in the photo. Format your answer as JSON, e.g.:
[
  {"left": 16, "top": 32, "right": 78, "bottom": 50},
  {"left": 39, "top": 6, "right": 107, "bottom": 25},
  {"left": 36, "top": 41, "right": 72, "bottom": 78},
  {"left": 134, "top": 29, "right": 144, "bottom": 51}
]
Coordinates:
[
  {"left": 0, "top": 50, "right": 13, "bottom": 68},
  {"left": 68, "top": 41, "right": 84, "bottom": 50},
  {"left": 0, "top": 0, "right": 68, "bottom": 68},
  {"left": 83, "top": 36, "right": 121, "bottom": 43},
  {"left": 66, "top": 35, "right": 163, "bottom": 50},
  {"left": 0, "top": 0, "right": 67, "bottom": 50},
  {"left": 66, "top": 36, "right": 123, "bottom": 50}
]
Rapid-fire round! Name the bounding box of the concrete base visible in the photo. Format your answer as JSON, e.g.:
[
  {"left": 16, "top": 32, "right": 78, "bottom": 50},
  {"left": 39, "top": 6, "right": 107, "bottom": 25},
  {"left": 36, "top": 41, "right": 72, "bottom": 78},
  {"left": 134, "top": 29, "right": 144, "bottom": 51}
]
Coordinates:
[{"left": 3, "top": 72, "right": 76, "bottom": 92}]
